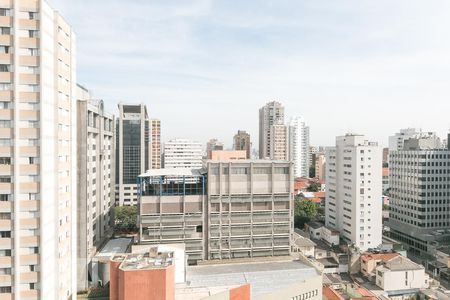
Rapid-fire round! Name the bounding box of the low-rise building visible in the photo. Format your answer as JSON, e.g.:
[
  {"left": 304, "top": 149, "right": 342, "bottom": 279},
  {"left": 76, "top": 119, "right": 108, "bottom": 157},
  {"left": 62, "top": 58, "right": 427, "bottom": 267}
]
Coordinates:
[
  {"left": 210, "top": 150, "right": 247, "bottom": 161},
  {"left": 292, "top": 231, "right": 316, "bottom": 257},
  {"left": 375, "top": 256, "right": 429, "bottom": 296},
  {"left": 360, "top": 252, "right": 400, "bottom": 279},
  {"left": 323, "top": 284, "right": 377, "bottom": 300}
]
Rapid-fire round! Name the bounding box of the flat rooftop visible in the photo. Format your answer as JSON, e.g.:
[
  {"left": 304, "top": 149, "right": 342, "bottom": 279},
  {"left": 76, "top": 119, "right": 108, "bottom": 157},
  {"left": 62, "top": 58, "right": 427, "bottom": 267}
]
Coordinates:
[
  {"left": 183, "top": 260, "right": 320, "bottom": 297},
  {"left": 112, "top": 247, "right": 174, "bottom": 271},
  {"left": 95, "top": 238, "right": 132, "bottom": 260},
  {"left": 139, "top": 168, "right": 204, "bottom": 177}
]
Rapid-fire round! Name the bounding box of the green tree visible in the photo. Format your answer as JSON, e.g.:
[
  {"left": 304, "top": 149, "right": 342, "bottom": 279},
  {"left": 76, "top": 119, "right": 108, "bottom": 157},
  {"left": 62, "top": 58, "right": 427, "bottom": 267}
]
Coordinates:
[
  {"left": 294, "top": 198, "right": 318, "bottom": 228},
  {"left": 114, "top": 206, "right": 138, "bottom": 232},
  {"left": 307, "top": 182, "right": 321, "bottom": 192}
]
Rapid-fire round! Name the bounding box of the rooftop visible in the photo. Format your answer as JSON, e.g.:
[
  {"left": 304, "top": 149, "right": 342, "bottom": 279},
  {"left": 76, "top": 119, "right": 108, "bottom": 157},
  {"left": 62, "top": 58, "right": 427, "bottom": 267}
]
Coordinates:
[
  {"left": 112, "top": 247, "right": 174, "bottom": 271},
  {"left": 307, "top": 221, "right": 325, "bottom": 230},
  {"left": 378, "top": 256, "right": 423, "bottom": 272},
  {"left": 184, "top": 260, "right": 319, "bottom": 297},
  {"left": 139, "top": 168, "right": 204, "bottom": 177},
  {"left": 361, "top": 252, "right": 400, "bottom": 263},
  {"left": 293, "top": 232, "right": 316, "bottom": 248},
  {"left": 95, "top": 238, "right": 132, "bottom": 260}
]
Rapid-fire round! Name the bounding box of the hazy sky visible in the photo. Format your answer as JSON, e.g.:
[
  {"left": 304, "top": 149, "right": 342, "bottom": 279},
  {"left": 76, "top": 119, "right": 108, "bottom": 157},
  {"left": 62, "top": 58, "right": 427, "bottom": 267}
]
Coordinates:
[{"left": 53, "top": 0, "right": 450, "bottom": 148}]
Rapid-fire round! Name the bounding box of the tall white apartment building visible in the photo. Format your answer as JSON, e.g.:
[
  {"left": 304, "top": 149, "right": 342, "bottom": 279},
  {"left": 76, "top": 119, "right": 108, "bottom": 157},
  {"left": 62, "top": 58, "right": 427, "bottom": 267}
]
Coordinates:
[
  {"left": 76, "top": 85, "right": 115, "bottom": 291},
  {"left": 163, "top": 138, "right": 203, "bottom": 169},
  {"left": 325, "top": 134, "right": 382, "bottom": 251},
  {"left": 269, "top": 123, "right": 289, "bottom": 161},
  {"left": 389, "top": 136, "right": 450, "bottom": 258},
  {"left": 0, "top": 1, "right": 77, "bottom": 298},
  {"left": 389, "top": 128, "right": 441, "bottom": 151},
  {"left": 115, "top": 103, "right": 151, "bottom": 206},
  {"left": 259, "top": 101, "right": 284, "bottom": 159},
  {"left": 289, "top": 117, "right": 310, "bottom": 178}
]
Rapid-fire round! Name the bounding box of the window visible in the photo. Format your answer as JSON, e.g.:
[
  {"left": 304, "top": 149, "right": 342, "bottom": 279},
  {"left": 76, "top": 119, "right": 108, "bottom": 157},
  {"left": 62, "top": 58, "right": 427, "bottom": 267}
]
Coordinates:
[
  {"left": 0, "top": 83, "right": 11, "bottom": 91},
  {"left": 0, "top": 194, "right": 10, "bottom": 201},
  {"left": 28, "top": 12, "right": 38, "bottom": 20},
  {"left": 0, "top": 46, "right": 9, "bottom": 54},
  {"left": 0, "top": 157, "right": 10, "bottom": 164},
  {"left": 28, "top": 30, "right": 39, "bottom": 38},
  {"left": 0, "top": 231, "right": 11, "bottom": 238},
  {"left": 274, "top": 167, "right": 289, "bottom": 174},
  {"left": 0, "top": 120, "right": 11, "bottom": 128},
  {"left": 0, "top": 176, "right": 11, "bottom": 183},
  {"left": 0, "top": 27, "right": 10, "bottom": 35},
  {"left": 0, "top": 64, "right": 10, "bottom": 72},
  {"left": 0, "top": 102, "right": 11, "bottom": 109},
  {"left": 231, "top": 167, "right": 249, "bottom": 175},
  {"left": 28, "top": 48, "right": 39, "bottom": 56},
  {"left": 0, "top": 9, "right": 10, "bottom": 17}
]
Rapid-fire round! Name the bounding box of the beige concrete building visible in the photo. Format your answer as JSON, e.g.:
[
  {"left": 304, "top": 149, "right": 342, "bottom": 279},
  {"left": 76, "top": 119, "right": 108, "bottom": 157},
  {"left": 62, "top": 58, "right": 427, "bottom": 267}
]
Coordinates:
[
  {"left": 233, "top": 130, "right": 251, "bottom": 159},
  {"left": 115, "top": 103, "right": 151, "bottom": 206},
  {"left": 315, "top": 153, "right": 326, "bottom": 182},
  {"left": 206, "top": 138, "right": 223, "bottom": 159},
  {"left": 259, "top": 101, "right": 284, "bottom": 159},
  {"left": 0, "top": 1, "right": 77, "bottom": 298},
  {"left": 76, "top": 85, "right": 115, "bottom": 291},
  {"left": 137, "top": 160, "right": 294, "bottom": 264},
  {"left": 210, "top": 150, "right": 246, "bottom": 161},
  {"left": 151, "top": 119, "right": 161, "bottom": 169},
  {"left": 269, "top": 123, "right": 289, "bottom": 161}
]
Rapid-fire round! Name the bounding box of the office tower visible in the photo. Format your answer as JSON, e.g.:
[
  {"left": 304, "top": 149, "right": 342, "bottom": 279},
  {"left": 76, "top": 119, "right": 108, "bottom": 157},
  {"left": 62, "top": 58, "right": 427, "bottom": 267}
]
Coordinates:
[
  {"left": 325, "top": 134, "right": 382, "bottom": 251},
  {"left": 289, "top": 117, "right": 310, "bottom": 178},
  {"left": 206, "top": 138, "right": 223, "bottom": 159},
  {"left": 76, "top": 85, "right": 115, "bottom": 291},
  {"left": 269, "top": 123, "right": 289, "bottom": 160},
  {"left": 163, "top": 139, "right": 203, "bottom": 169},
  {"left": 0, "top": 1, "right": 76, "bottom": 298},
  {"left": 137, "top": 160, "right": 294, "bottom": 264},
  {"left": 382, "top": 148, "right": 389, "bottom": 167},
  {"left": 315, "top": 153, "right": 326, "bottom": 182},
  {"left": 389, "top": 136, "right": 450, "bottom": 258},
  {"left": 309, "top": 146, "right": 318, "bottom": 169},
  {"left": 233, "top": 130, "right": 251, "bottom": 159},
  {"left": 389, "top": 128, "right": 441, "bottom": 151},
  {"left": 115, "top": 103, "right": 150, "bottom": 206},
  {"left": 259, "top": 101, "right": 284, "bottom": 159},
  {"left": 150, "top": 119, "right": 161, "bottom": 169}
]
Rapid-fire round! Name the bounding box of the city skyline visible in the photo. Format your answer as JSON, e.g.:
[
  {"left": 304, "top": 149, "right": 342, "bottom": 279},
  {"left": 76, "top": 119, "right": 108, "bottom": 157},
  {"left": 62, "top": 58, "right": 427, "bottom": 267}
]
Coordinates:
[{"left": 53, "top": 0, "right": 450, "bottom": 147}]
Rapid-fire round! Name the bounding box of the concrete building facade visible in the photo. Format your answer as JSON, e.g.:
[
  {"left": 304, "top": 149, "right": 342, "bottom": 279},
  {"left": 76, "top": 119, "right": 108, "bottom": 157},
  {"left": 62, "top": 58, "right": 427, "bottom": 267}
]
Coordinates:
[
  {"left": 163, "top": 138, "right": 203, "bottom": 169},
  {"left": 389, "top": 128, "right": 441, "bottom": 151},
  {"left": 150, "top": 119, "right": 161, "bottom": 169},
  {"left": 115, "top": 103, "right": 151, "bottom": 206},
  {"left": 289, "top": 117, "right": 310, "bottom": 178},
  {"left": 259, "top": 101, "right": 284, "bottom": 159},
  {"left": 0, "top": 1, "right": 77, "bottom": 298},
  {"left": 315, "top": 154, "right": 326, "bottom": 182},
  {"left": 233, "top": 130, "right": 251, "bottom": 159},
  {"left": 325, "top": 134, "right": 382, "bottom": 251},
  {"left": 76, "top": 86, "right": 115, "bottom": 291},
  {"left": 206, "top": 138, "right": 223, "bottom": 159},
  {"left": 210, "top": 150, "right": 246, "bottom": 161},
  {"left": 269, "top": 123, "right": 289, "bottom": 161},
  {"left": 137, "top": 160, "right": 294, "bottom": 264}
]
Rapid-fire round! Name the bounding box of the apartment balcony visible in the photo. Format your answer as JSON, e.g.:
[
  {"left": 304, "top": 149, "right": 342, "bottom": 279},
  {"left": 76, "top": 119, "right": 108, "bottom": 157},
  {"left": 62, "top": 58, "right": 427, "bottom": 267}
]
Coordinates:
[
  {"left": 0, "top": 219, "right": 11, "bottom": 230},
  {"left": 0, "top": 293, "right": 12, "bottom": 300},
  {"left": 20, "top": 236, "right": 38, "bottom": 247},
  {"left": 0, "top": 256, "right": 11, "bottom": 268},
  {"left": 0, "top": 35, "right": 12, "bottom": 46},
  {"left": 20, "top": 218, "right": 38, "bottom": 229},
  {"left": 0, "top": 128, "right": 12, "bottom": 138},
  {"left": 19, "top": 19, "right": 39, "bottom": 30},
  {"left": 0, "top": 201, "right": 11, "bottom": 213},
  {"left": 0, "top": 183, "right": 12, "bottom": 193},
  {"left": 0, "top": 164, "right": 12, "bottom": 175},
  {"left": 0, "top": 16, "right": 12, "bottom": 27},
  {"left": 0, "top": 237, "right": 11, "bottom": 250},
  {"left": 20, "top": 290, "right": 38, "bottom": 300},
  {"left": 20, "top": 146, "right": 39, "bottom": 156},
  {"left": 19, "top": 128, "right": 39, "bottom": 139},
  {"left": 19, "top": 55, "right": 39, "bottom": 67},
  {"left": 19, "top": 0, "right": 39, "bottom": 12},
  {"left": 0, "top": 274, "right": 12, "bottom": 286},
  {"left": 0, "top": 91, "right": 11, "bottom": 101},
  {"left": 20, "top": 200, "right": 38, "bottom": 211},
  {"left": 19, "top": 182, "right": 38, "bottom": 193},
  {"left": 0, "top": 54, "right": 11, "bottom": 65},
  {"left": 0, "top": 71, "right": 11, "bottom": 83},
  {"left": 19, "top": 92, "right": 39, "bottom": 102},
  {"left": 20, "top": 254, "right": 39, "bottom": 266},
  {"left": 19, "top": 164, "right": 39, "bottom": 175},
  {"left": 0, "top": 109, "right": 12, "bottom": 119},
  {"left": 19, "top": 74, "right": 39, "bottom": 85},
  {"left": 20, "top": 272, "right": 38, "bottom": 283}
]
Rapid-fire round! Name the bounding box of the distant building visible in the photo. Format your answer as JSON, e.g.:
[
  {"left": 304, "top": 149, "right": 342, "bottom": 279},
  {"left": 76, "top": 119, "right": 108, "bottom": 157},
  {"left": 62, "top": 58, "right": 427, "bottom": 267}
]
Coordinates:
[
  {"left": 163, "top": 139, "right": 203, "bottom": 169},
  {"left": 269, "top": 123, "right": 289, "bottom": 160},
  {"left": 389, "top": 128, "right": 440, "bottom": 150},
  {"left": 137, "top": 160, "right": 294, "bottom": 264},
  {"left": 210, "top": 150, "right": 246, "bottom": 161},
  {"left": 315, "top": 154, "right": 326, "bottom": 182},
  {"left": 116, "top": 103, "right": 151, "bottom": 206},
  {"left": 206, "top": 138, "right": 224, "bottom": 159},
  {"left": 323, "top": 285, "right": 377, "bottom": 300},
  {"left": 309, "top": 146, "right": 318, "bottom": 170},
  {"left": 289, "top": 117, "right": 310, "bottom": 178},
  {"left": 233, "top": 130, "right": 251, "bottom": 159},
  {"left": 382, "top": 147, "right": 389, "bottom": 167},
  {"left": 151, "top": 119, "right": 161, "bottom": 169},
  {"left": 259, "top": 101, "right": 285, "bottom": 159},
  {"left": 360, "top": 253, "right": 400, "bottom": 279},
  {"left": 325, "top": 134, "right": 382, "bottom": 251},
  {"left": 77, "top": 87, "right": 115, "bottom": 290},
  {"left": 382, "top": 167, "right": 389, "bottom": 194}
]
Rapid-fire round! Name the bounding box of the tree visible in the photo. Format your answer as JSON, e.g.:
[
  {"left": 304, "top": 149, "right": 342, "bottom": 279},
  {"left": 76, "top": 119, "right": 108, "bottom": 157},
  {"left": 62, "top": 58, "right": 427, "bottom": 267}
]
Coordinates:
[
  {"left": 307, "top": 182, "right": 321, "bottom": 192},
  {"left": 114, "top": 206, "right": 138, "bottom": 233},
  {"left": 294, "top": 198, "right": 318, "bottom": 228}
]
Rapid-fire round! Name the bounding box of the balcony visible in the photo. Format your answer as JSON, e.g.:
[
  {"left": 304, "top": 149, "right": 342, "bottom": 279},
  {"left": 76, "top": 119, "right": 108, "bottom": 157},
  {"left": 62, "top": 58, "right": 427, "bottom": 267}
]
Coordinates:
[
  {"left": 0, "top": 164, "right": 12, "bottom": 175},
  {"left": 0, "top": 237, "right": 11, "bottom": 249},
  {"left": 0, "top": 256, "right": 11, "bottom": 268},
  {"left": 20, "top": 254, "right": 38, "bottom": 266},
  {"left": 20, "top": 218, "right": 38, "bottom": 229},
  {"left": 20, "top": 290, "right": 38, "bottom": 299},
  {"left": 19, "top": 164, "right": 39, "bottom": 175},
  {"left": 0, "top": 90, "right": 11, "bottom": 101},
  {"left": 0, "top": 16, "right": 12, "bottom": 28},
  {"left": 0, "top": 109, "right": 12, "bottom": 119},
  {"left": 19, "top": 73, "right": 39, "bottom": 85},
  {"left": 19, "top": 0, "right": 39, "bottom": 12},
  {"left": 19, "top": 55, "right": 39, "bottom": 67},
  {"left": 20, "top": 201, "right": 39, "bottom": 211},
  {"left": 0, "top": 35, "right": 12, "bottom": 46},
  {"left": 0, "top": 274, "right": 12, "bottom": 286},
  {"left": 0, "top": 182, "right": 12, "bottom": 193},
  {"left": 19, "top": 182, "right": 38, "bottom": 193},
  {"left": 19, "top": 19, "right": 38, "bottom": 30},
  {"left": 0, "top": 72, "right": 12, "bottom": 83},
  {"left": 19, "top": 146, "right": 39, "bottom": 156},
  {"left": 0, "top": 128, "right": 12, "bottom": 138},
  {"left": 19, "top": 128, "right": 39, "bottom": 138},
  {"left": 19, "top": 92, "right": 39, "bottom": 102},
  {"left": 0, "top": 201, "right": 11, "bottom": 212},
  {"left": 0, "top": 219, "right": 11, "bottom": 230},
  {"left": 0, "top": 54, "right": 11, "bottom": 65},
  {"left": 20, "top": 236, "right": 38, "bottom": 247},
  {"left": 20, "top": 272, "right": 38, "bottom": 283}
]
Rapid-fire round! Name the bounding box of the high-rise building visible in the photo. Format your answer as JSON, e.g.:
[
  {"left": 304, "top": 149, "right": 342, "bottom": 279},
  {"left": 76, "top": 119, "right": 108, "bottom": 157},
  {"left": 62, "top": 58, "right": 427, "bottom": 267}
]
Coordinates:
[
  {"left": 76, "top": 85, "right": 115, "bottom": 291},
  {"left": 233, "top": 130, "right": 251, "bottom": 159},
  {"left": 150, "top": 119, "right": 161, "bottom": 169},
  {"left": 163, "top": 138, "right": 203, "bottom": 169},
  {"left": 269, "top": 123, "right": 289, "bottom": 161},
  {"left": 389, "top": 135, "right": 450, "bottom": 258},
  {"left": 259, "top": 101, "right": 284, "bottom": 159},
  {"left": 315, "top": 153, "right": 326, "bottom": 182},
  {"left": 325, "top": 134, "right": 382, "bottom": 251},
  {"left": 289, "top": 117, "right": 310, "bottom": 178},
  {"left": 0, "top": 1, "right": 77, "bottom": 298},
  {"left": 137, "top": 160, "right": 294, "bottom": 264},
  {"left": 309, "top": 146, "right": 318, "bottom": 170},
  {"left": 116, "top": 103, "right": 151, "bottom": 206},
  {"left": 389, "top": 128, "right": 441, "bottom": 151},
  {"left": 206, "top": 138, "right": 223, "bottom": 159}
]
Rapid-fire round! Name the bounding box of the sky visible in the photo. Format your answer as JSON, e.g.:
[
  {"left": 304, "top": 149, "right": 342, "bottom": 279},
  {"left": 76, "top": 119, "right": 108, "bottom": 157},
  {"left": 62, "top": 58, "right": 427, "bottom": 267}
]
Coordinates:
[{"left": 53, "top": 0, "right": 450, "bottom": 148}]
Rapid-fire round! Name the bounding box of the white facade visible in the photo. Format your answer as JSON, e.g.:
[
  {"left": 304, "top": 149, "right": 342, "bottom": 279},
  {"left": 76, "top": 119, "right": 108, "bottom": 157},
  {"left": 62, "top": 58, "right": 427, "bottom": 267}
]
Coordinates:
[
  {"left": 163, "top": 139, "right": 203, "bottom": 169},
  {"left": 389, "top": 128, "right": 441, "bottom": 151},
  {"left": 289, "top": 117, "right": 310, "bottom": 178},
  {"left": 325, "top": 134, "right": 382, "bottom": 251},
  {"left": 258, "top": 101, "right": 284, "bottom": 159},
  {"left": 376, "top": 256, "right": 429, "bottom": 293}
]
